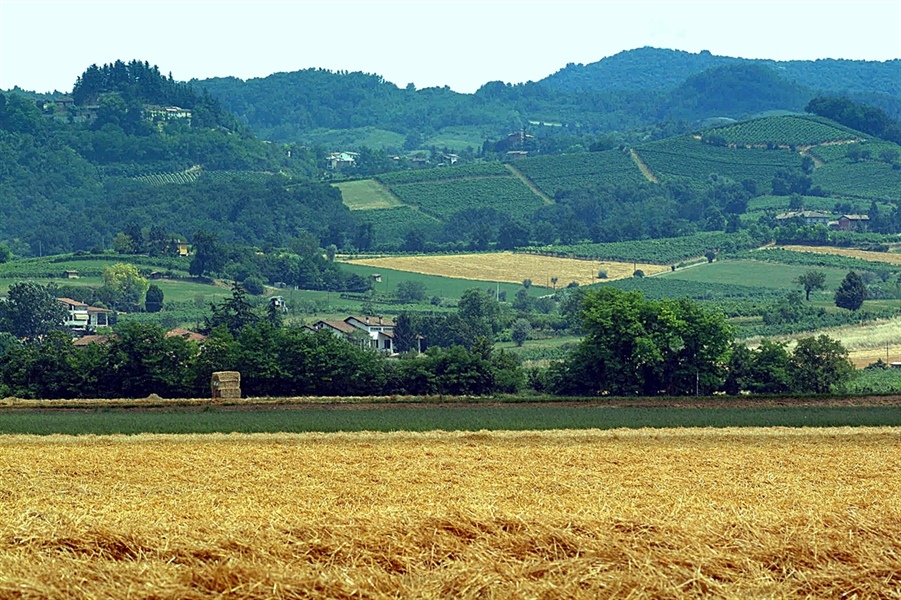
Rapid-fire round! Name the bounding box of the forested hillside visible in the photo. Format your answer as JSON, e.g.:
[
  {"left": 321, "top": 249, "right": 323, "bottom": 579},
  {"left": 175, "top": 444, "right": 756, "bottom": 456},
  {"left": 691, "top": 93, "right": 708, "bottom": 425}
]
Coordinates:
[
  {"left": 194, "top": 48, "right": 901, "bottom": 151},
  {"left": 0, "top": 63, "right": 356, "bottom": 256}
]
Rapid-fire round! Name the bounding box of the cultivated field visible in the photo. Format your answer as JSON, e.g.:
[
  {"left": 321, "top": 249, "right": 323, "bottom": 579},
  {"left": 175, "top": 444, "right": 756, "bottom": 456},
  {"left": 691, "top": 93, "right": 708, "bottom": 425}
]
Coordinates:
[
  {"left": 345, "top": 251, "right": 669, "bottom": 287},
  {"left": 336, "top": 179, "right": 403, "bottom": 211},
  {"left": 0, "top": 428, "right": 898, "bottom": 598},
  {"left": 779, "top": 244, "right": 901, "bottom": 265}
]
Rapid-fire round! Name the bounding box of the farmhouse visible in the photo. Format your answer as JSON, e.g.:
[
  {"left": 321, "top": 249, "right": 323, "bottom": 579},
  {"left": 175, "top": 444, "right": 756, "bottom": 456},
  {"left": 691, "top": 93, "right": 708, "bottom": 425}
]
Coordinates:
[
  {"left": 58, "top": 298, "right": 114, "bottom": 332},
  {"left": 775, "top": 211, "right": 832, "bottom": 226},
  {"left": 58, "top": 298, "right": 89, "bottom": 330},
  {"left": 327, "top": 151, "right": 359, "bottom": 170},
  {"left": 836, "top": 214, "right": 870, "bottom": 231},
  {"left": 312, "top": 315, "right": 420, "bottom": 354}
]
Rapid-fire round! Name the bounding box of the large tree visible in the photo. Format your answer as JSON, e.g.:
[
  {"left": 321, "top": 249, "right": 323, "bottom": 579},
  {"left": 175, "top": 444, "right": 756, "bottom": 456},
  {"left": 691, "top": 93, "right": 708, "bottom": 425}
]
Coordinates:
[
  {"left": 553, "top": 288, "right": 732, "bottom": 396},
  {"left": 0, "top": 282, "right": 67, "bottom": 341},
  {"left": 795, "top": 270, "right": 827, "bottom": 301},
  {"left": 189, "top": 230, "right": 226, "bottom": 278},
  {"left": 835, "top": 271, "right": 867, "bottom": 311}
]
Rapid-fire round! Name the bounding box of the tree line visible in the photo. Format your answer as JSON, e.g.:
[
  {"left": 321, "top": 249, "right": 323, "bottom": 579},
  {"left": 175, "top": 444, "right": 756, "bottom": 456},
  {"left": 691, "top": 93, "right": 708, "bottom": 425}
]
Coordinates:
[{"left": 0, "top": 284, "right": 856, "bottom": 399}]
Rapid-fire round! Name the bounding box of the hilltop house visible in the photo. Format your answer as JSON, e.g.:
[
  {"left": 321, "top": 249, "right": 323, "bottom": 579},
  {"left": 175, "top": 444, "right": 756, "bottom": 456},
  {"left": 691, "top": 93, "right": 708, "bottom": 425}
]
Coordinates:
[{"left": 326, "top": 151, "right": 359, "bottom": 170}]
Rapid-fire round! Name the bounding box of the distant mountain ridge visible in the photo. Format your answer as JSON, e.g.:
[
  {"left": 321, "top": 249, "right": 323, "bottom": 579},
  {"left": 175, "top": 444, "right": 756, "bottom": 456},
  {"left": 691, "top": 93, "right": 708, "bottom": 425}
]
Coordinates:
[
  {"left": 192, "top": 47, "right": 901, "bottom": 149},
  {"left": 540, "top": 47, "right": 901, "bottom": 97}
]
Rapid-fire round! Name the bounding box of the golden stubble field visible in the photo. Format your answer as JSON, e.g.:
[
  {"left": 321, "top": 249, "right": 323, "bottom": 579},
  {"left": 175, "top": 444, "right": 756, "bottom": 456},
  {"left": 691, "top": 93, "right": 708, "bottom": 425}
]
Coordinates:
[
  {"left": 777, "top": 245, "right": 901, "bottom": 265},
  {"left": 1, "top": 428, "right": 899, "bottom": 599},
  {"left": 345, "top": 252, "right": 669, "bottom": 286}
]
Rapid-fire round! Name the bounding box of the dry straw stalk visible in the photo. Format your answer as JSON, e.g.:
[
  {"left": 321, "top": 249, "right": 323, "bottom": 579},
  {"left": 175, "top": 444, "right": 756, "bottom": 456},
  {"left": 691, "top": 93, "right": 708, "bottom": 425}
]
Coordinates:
[{"left": 0, "top": 427, "right": 899, "bottom": 599}]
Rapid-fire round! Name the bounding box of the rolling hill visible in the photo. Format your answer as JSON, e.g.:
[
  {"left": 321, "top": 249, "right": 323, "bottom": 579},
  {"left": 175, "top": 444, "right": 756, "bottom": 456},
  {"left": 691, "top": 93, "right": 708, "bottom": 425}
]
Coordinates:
[{"left": 338, "top": 113, "right": 901, "bottom": 248}]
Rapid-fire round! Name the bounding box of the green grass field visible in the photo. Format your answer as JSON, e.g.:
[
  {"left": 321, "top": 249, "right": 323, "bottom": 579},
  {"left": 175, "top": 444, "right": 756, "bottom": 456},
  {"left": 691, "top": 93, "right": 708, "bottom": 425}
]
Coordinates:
[
  {"left": 423, "top": 126, "right": 487, "bottom": 151},
  {"left": 661, "top": 259, "right": 850, "bottom": 291},
  {"left": 336, "top": 179, "right": 403, "bottom": 211},
  {"left": 1, "top": 404, "right": 898, "bottom": 435}
]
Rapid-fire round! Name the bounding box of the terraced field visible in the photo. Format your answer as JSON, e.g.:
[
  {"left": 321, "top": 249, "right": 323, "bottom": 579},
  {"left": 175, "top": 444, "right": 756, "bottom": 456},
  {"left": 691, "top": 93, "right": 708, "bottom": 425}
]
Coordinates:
[
  {"left": 345, "top": 251, "right": 668, "bottom": 286},
  {"left": 1, "top": 428, "right": 897, "bottom": 598}
]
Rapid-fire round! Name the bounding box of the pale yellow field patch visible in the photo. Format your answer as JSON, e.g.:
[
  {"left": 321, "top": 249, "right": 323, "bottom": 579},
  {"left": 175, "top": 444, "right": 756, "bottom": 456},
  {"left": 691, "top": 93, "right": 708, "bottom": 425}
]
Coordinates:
[
  {"left": 345, "top": 251, "right": 669, "bottom": 286},
  {"left": 776, "top": 244, "right": 901, "bottom": 264},
  {"left": 748, "top": 315, "right": 901, "bottom": 367},
  {"left": 336, "top": 179, "right": 403, "bottom": 210},
  {"left": 0, "top": 428, "right": 898, "bottom": 598}
]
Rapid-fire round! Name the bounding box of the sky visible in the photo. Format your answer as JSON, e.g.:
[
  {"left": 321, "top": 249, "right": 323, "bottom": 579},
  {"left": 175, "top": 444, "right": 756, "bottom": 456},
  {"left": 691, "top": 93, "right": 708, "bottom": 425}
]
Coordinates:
[{"left": 1, "top": 0, "right": 900, "bottom": 94}]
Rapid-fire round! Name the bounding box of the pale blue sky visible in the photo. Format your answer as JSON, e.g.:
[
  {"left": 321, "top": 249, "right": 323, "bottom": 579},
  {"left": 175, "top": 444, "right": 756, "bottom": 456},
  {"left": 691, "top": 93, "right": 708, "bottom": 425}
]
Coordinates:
[{"left": 1, "top": 0, "right": 899, "bottom": 93}]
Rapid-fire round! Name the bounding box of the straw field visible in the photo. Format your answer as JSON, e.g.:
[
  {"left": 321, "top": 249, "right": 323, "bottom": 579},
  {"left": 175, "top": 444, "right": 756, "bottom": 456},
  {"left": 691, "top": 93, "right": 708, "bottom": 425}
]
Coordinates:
[
  {"left": 345, "top": 251, "right": 669, "bottom": 287},
  {"left": 780, "top": 244, "right": 901, "bottom": 265},
  {"left": 1, "top": 428, "right": 899, "bottom": 599}
]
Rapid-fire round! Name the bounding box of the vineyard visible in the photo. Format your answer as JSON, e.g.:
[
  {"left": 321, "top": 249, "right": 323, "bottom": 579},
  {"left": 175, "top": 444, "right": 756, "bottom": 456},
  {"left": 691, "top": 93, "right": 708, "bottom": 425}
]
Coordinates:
[
  {"left": 744, "top": 194, "right": 871, "bottom": 215},
  {"left": 805, "top": 139, "right": 900, "bottom": 163},
  {"left": 635, "top": 136, "right": 803, "bottom": 186},
  {"left": 812, "top": 161, "right": 901, "bottom": 201},
  {"left": 525, "top": 231, "right": 763, "bottom": 264},
  {"left": 133, "top": 168, "right": 202, "bottom": 186},
  {"left": 389, "top": 177, "right": 544, "bottom": 220},
  {"left": 701, "top": 115, "right": 862, "bottom": 146},
  {"left": 604, "top": 276, "right": 783, "bottom": 300},
  {"left": 132, "top": 168, "right": 278, "bottom": 186},
  {"left": 377, "top": 162, "right": 511, "bottom": 185},
  {"left": 513, "top": 149, "right": 646, "bottom": 196},
  {"left": 352, "top": 206, "right": 441, "bottom": 246},
  {"left": 0, "top": 254, "right": 191, "bottom": 279}
]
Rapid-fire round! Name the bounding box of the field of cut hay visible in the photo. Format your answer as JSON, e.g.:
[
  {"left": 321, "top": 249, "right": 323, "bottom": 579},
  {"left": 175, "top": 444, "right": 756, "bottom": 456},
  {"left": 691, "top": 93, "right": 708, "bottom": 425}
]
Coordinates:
[
  {"left": 779, "top": 244, "right": 901, "bottom": 265},
  {"left": 345, "top": 251, "right": 669, "bottom": 287},
  {"left": 1, "top": 428, "right": 899, "bottom": 599}
]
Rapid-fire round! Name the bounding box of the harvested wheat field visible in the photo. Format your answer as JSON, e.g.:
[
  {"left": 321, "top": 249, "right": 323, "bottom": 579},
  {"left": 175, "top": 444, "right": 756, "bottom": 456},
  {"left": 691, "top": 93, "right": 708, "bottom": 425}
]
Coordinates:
[
  {"left": 757, "top": 316, "right": 901, "bottom": 367},
  {"left": 1, "top": 428, "right": 899, "bottom": 599},
  {"left": 777, "top": 245, "right": 901, "bottom": 265},
  {"left": 345, "top": 251, "right": 669, "bottom": 286}
]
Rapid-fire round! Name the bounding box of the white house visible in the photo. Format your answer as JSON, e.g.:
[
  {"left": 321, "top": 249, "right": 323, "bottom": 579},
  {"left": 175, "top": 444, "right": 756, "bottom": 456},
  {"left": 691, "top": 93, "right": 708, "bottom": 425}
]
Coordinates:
[{"left": 312, "top": 315, "right": 420, "bottom": 354}]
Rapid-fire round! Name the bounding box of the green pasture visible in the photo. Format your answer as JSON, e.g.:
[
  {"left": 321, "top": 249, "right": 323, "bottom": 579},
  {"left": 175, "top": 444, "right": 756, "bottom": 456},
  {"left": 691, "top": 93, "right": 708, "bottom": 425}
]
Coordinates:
[
  {"left": 336, "top": 179, "right": 403, "bottom": 211},
  {"left": 299, "top": 126, "right": 405, "bottom": 150},
  {"left": 1, "top": 404, "right": 899, "bottom": 435},
  {"left": 423, "top": 126, "right": 487, "bottom": 151},
  {"left": 661, "top": 259, "right": 849, "bottom": 291}
]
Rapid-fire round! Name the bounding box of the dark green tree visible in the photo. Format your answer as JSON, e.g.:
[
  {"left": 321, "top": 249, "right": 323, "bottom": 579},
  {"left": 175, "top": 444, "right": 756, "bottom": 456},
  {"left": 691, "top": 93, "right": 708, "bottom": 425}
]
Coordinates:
[
  {"left": 789, "top": 335, "right": 855, "bottom": 393},
  {"left": 395, "top": 280, "right": 427, "bottom": 304},
  {"left": 511, "top": 318, "right": 531, "bottom": 347},
  {"left": 795, "top": 270, "right": 827, "bottom": 301},
  {"left": 552, "top": 288, "right": 732, "bottom": 396},
  {"left": 393, "top": 312, "right": 419, "bottom": 353},
  {"left": 205, "top": 283, "right": 260, "bottom": 335},
  {"left": 835, "top": 271, "right": 867, "bottom": 311},
  {"left": 189, "top": 230, "right": 225, "bottom": 278},
  {"left": 145, "top": 284, "right": 164, "bottom": 313}
]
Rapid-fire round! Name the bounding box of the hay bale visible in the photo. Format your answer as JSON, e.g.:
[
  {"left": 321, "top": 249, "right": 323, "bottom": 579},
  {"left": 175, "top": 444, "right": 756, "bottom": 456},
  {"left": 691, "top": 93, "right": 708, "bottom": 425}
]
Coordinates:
[{"left": 211, "top": 371, "right": 241, "bottom": 401}]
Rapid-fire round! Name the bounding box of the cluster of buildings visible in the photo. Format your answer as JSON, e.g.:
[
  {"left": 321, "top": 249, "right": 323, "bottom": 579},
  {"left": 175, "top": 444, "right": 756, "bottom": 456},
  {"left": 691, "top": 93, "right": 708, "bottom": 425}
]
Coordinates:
[
  {"left": 309, "top": 315, "right": 421, "bottom": 354},
  {"left": 774, "top": 211, "right": 870, "bottom": 231}
]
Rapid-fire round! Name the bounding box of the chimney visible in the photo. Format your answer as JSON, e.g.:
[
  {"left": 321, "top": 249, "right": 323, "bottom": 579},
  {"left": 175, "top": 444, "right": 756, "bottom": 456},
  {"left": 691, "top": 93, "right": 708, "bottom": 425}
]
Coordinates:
[{"left": 365, "top": 316, "right": 370, "bottom": 325}]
